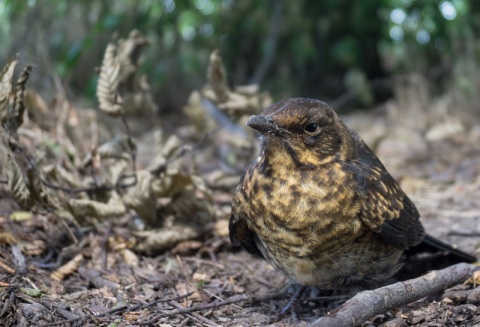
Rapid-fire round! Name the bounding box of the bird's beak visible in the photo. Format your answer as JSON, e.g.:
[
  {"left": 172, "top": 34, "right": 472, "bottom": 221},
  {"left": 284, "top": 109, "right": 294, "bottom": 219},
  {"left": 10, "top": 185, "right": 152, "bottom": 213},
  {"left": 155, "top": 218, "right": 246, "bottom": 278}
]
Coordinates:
[{"left": 246, "top": 115, "right": 278, "bottom": 134}]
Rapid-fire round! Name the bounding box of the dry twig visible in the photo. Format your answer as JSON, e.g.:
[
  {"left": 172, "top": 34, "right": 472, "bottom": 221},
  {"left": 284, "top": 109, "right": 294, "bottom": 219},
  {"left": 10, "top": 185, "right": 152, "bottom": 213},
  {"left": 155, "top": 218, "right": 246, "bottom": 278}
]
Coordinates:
[
  {"left": 38, "top": 291, "right": 195, "bottom": 326},
  {"left": 310, "top": 263, "right": 478, "bottom": 327},
  {"left": 137, "top": 294, "right": 250, "bottom": 325}
]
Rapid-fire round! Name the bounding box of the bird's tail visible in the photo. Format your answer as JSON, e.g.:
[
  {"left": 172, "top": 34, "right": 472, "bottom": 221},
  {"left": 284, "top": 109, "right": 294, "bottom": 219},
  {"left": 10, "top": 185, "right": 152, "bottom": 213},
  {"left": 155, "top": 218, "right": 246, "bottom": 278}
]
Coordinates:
[{"left": 406, "top": 234, "right": 477, "bottom": 263}]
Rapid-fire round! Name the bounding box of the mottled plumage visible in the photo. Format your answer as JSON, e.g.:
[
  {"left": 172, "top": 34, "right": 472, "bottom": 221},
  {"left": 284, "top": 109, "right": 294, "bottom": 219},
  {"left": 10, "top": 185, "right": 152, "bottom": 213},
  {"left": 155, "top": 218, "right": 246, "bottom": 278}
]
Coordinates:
[{"left": 230, "top": 98, "right": 475, "bottom": 291}]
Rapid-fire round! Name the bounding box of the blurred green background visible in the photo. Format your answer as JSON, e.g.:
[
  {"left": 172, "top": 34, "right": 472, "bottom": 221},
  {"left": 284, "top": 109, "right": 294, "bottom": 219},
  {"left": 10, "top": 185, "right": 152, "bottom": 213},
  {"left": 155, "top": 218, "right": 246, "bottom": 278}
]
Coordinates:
[{"left": 0, "top": 0, "right": 478, "bottom": 113}]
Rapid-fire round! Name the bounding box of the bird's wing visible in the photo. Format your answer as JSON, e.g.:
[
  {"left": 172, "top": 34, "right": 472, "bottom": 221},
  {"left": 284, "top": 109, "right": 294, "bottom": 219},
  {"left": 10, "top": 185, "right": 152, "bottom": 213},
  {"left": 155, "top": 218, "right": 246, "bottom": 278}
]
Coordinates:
[
  {"left": 350, "top": 144, "right": 425, "bottom": 249},
  {"left": 229, "top": 211, "right": 264, "bottom": 258},
  {"left": 229, "top": 166, "right": 265, "bottom": 258}
]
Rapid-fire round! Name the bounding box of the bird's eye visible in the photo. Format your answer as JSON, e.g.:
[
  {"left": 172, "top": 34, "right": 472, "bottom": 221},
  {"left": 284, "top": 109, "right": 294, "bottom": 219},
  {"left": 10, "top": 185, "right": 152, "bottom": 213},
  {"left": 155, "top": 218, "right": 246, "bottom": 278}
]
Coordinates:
[{"left": 304, "top": 122, "right": 319, "bottom": 134}]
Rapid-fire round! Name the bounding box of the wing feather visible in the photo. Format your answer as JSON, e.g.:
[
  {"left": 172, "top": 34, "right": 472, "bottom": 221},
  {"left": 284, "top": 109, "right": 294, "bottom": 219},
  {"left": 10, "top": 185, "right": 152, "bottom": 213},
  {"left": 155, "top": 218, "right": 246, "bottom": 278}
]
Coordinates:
[{"left": 351, "top": 139, "right": 425, "bottom": 249}]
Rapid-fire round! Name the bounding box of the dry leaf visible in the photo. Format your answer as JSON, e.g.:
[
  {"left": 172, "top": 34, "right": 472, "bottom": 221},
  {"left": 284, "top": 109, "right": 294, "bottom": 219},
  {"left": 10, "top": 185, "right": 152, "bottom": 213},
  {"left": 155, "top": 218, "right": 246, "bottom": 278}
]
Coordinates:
[
  {"left": 18, "top": 240, "right": 46, "bottom": 256},
  {"left": 171, "top": 240, "right": 203, "bottom": 255},
  {"left": 192, "top": 272, "right": 211, "bottom": 283},
  {"left": 120, "top": 248, "right": 139, "bottom": 267},
  {"left": 51, "top": 254, "right": 84, "bottom": 282},
  {"left": 134, "top": 225, "right": 203, "bottom": 253},
  {"left": 175, "top": 282, "right": 201, "bottom": 301},
  {"left": 122, "top": 170, "right": 157, "bottom": 224},
  {"left": 0, "top": 232, "right": 16, "bottom": 244},
  {"left": 9, "top": 211, "right": 32, "bottom": 222},
  {"left": 464, "top": 271, "right": 480, "bottom": 287},
  {"left": 123, "top": 310, "right": 148, "bottom": 322},
  {"left": 213, "top": 219, "right": 229, "bottom": 237}
]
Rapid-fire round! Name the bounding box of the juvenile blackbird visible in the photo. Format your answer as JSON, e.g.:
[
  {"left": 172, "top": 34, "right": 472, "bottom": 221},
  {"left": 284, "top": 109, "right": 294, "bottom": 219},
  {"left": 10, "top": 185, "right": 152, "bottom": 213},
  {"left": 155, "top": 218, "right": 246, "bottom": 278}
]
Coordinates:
[{"left": 230, "top": 98, "right": 476, "bottom": 293}]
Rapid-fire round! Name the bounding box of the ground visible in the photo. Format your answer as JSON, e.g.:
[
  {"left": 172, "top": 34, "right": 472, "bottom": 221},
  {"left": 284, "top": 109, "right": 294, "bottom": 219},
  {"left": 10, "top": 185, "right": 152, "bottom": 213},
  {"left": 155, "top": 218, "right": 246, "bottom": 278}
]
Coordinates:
[{"left": 0, "top": 105, "right": 479, "bottom": 327}]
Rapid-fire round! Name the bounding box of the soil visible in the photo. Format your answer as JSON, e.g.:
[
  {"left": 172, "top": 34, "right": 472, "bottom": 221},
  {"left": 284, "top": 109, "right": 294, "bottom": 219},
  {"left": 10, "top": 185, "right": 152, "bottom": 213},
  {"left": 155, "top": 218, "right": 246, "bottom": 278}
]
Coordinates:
[{"left": 0, "top": 110, "right": 479, "bottom": 327}]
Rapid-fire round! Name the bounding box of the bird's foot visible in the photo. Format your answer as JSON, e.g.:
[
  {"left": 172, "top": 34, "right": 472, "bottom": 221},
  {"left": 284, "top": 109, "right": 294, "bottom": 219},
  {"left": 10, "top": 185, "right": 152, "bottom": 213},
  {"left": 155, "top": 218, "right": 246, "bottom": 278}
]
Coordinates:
[{"left": 271, "top": 285, "right": 306, "bottom": 322}]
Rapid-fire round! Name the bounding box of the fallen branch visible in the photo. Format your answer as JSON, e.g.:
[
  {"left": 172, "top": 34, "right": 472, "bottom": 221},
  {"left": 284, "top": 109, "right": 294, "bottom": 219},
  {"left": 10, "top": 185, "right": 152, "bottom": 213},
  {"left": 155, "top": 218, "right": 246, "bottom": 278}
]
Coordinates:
[
  {"left": 137, "top": 294, "right": 250, "bottom": 325},
  {"left": 311, "top": 263, "right": 478, "bottom": 327},
  {"left": 443, "top": 287, "right": 480, "bottom": 303}
]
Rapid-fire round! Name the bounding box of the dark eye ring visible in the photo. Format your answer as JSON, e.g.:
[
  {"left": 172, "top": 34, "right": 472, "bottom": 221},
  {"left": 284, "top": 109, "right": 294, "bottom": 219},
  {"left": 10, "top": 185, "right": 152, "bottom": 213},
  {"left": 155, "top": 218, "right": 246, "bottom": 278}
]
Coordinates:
[{"left": 304, "top": 122, "right": 319, "bottom": 134}]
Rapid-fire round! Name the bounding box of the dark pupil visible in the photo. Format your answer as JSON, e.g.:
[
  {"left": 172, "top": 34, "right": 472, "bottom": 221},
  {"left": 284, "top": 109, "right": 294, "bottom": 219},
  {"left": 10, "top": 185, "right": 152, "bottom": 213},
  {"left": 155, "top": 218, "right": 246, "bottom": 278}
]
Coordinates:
[{"left": 305, "top": 122, "right": 318, "bottom": 133}]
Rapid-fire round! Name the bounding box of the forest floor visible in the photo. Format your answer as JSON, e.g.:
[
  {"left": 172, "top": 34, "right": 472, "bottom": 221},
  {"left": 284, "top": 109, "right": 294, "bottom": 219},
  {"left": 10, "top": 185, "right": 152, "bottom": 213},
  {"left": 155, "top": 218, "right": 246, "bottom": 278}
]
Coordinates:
[{"left": 0, "top": 99, "right": 479, "bottom": 327}]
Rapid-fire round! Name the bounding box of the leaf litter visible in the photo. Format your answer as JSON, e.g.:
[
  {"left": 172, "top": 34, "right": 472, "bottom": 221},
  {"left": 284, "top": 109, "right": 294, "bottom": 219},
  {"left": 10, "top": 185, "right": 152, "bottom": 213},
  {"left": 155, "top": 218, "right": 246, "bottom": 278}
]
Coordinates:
[{"left": 0, "top": 31, "right": 479, "bottom": 326}]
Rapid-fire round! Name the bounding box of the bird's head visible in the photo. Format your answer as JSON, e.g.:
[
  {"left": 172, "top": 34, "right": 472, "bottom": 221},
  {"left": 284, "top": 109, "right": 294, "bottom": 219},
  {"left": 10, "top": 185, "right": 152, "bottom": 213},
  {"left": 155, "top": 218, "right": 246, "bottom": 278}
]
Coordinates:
[{"left": 247, "top": 98, "right": 354, "bottom": 168}]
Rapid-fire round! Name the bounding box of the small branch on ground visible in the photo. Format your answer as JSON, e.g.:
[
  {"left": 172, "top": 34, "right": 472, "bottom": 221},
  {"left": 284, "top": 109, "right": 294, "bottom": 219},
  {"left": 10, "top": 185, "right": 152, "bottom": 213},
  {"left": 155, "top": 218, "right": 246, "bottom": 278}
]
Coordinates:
[
  {"left": 0, "top": 259, "right": 16, "bottom": 274},
  {"left": 443, "top": 287, "right": 480, "bottom": 303},
  {"left": 0, "top": 291, "right": 15, "bottom": 318},
  {"left": 137, "top": 294, "right": 251, "bottom": 325},
  {"left": 38, "top": 291, "right": 195, "bottom": 326},
  {"left": 135, "top": 292, "right": 283, "bottom": 325},
  {"left": 169, "top": 299, "right": 222, "bottom": 327},
  {"left": 310, "top": 263, "right": 479, "bottom": 327}
]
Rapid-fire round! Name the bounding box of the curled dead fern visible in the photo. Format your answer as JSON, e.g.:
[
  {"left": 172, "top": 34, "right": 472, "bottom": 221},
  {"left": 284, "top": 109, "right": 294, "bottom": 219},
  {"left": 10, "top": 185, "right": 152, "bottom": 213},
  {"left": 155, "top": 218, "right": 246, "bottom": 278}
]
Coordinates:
[{"left": 97, "top": 43, "right": 123, "bottom": 117}]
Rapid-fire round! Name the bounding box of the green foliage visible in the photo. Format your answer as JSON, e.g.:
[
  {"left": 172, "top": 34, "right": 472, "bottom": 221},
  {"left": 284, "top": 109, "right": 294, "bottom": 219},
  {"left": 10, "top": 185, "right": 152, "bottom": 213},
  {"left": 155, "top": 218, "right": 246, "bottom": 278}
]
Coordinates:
[{"left": 0, "top": 0, "right": 478, "bottom": 110}]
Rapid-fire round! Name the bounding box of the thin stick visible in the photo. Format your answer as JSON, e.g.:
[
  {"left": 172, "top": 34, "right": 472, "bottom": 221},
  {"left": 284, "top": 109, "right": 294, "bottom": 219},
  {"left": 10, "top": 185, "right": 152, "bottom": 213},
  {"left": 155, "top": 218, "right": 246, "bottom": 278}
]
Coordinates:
[{"left": 170, "top": 300, "right": 221, "bottom": 327}]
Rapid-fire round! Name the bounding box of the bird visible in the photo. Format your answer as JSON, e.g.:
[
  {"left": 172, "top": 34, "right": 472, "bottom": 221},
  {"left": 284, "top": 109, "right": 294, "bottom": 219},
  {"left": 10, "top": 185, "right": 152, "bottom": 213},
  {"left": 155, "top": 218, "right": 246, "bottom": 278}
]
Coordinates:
[{"left": 229, "top": 98, "right": 476, "bottom": 305}]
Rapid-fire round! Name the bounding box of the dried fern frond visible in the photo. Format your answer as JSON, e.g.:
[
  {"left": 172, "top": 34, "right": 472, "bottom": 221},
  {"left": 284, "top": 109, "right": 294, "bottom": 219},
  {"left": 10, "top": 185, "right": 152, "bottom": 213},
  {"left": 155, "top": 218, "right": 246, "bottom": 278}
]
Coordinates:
[
  {"left": 122, "top": 170, "right": 157, "bottom": 225},
  {"left": 50, "top": 254, "right": 84, "bottom": 282},
  {"left": 68, "top": 191, "right": 126, "bottom": 221},
  {"left": 9, "top": 65, "right": 33, "bottom": 132},
  {"left": 27, "top": 166, "right": 60, "bottom": 209},
  {"left": 97, "top": 43, "right": 123, "bottom": 117},
  {"left": 98, "top": 134, "right": 136, "bottom": 160},
  {"left": 117, "top": 29, "right": 150, "bottom": 68},
  {"left": 82, "top": 134, "right": 135, "bottom": 170},
  {"left": 0, "top": 58, "right": 18, "bottom": 129},
  {"left": 42, "top": 164, "right": 82, "bottom": 190},
  {"left": 116, "top": 29, "right": 150, "bottom": 85},
  {"left": 185, "top": 50, "right": 271, "bottom": 130},
  {"left": 4, "top": 153, "right": 33, "bottom": 210},
  {"left": 97, "top": 30, "right": 153, "bottom": 117},
  {"left": 206, "top": 50, "right": 229, "bottom": 102}
]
